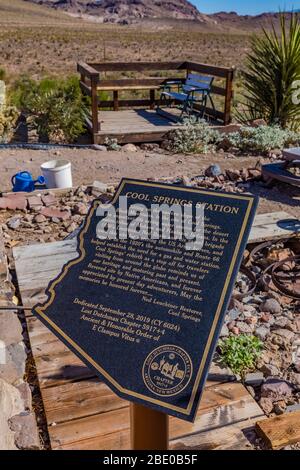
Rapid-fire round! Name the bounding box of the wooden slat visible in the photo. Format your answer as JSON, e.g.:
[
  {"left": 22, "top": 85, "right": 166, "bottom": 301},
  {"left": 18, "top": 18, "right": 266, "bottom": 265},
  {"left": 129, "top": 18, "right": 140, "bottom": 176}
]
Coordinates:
[
  {"left": 48, "top": 382, "right": 263, "bottom": 450},
  {"left": 77, "top": 62, "right": 99, "bottom": 79},
  {"left": 249, "top": 211, "right": 299, "bottom": 243},
  {"left": 171, "top": 418, "right": 260, "bottom": 450},
  {"left": 89, "top": 62, "right": 186, "bottom": 72},
  {"left": 186, "top": 61, "right": 234, "bottom": 79},
  {"left": 256, "top": 411, "right": 300, "bottom": 449},
  {"left": 80, "top": 81, "right": 92, "bottom": 97},
  {"left": 43, "top": 380, "right": 127, "bottom": 424}
]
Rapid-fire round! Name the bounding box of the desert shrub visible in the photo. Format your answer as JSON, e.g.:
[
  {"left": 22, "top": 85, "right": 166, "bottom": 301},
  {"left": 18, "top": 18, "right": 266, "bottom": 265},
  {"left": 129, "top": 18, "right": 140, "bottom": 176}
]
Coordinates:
[
  {"left": 239, "top": 13, "right": 300, "bottom": 129},
  {"left": 11, "top": 76, "right": 87, "bottom": 143},
  {"left": 0, "top": 80, "right": 18, "bottom": 143},
  {"left": 166, "top": 117, "right": 222, "bottom": 153},
  {"left": 218, "top": 334, "right": 263, "bottom": 379},
  {"left": 0, "top": 106, "right": 18, "bottom": 143},
  {"left": 227, "top": 125, "right": 300, "bottom": 153}
]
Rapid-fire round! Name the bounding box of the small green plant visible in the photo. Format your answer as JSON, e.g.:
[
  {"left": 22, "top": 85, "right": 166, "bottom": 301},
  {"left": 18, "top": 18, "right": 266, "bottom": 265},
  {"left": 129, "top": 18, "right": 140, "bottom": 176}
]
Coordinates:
[
  {"left": 166, "top": 117, "right": 222, "bottom": 154},
  {"left": 239, "top": 12, "right": 300, "bottom": 129},
  {"left": 227, "top": 125, "right": 300, "bottom": 154},
  {"left": 218, "top": 334, "right": 263, "bottom": 379},
  {"left": 11, "top": 76, "right": 87, "bottom": 143}
]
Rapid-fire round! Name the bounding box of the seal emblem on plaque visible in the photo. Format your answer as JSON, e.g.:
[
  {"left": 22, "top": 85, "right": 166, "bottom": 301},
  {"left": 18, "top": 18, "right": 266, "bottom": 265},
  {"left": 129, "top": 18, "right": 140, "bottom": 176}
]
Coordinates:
[{"left": 142, "top": 345, "right": 193, "bottom": 397}]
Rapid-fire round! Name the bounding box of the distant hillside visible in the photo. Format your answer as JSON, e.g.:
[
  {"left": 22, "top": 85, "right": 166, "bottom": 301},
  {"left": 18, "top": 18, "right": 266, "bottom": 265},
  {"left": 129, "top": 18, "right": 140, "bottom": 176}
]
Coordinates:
[
  {"left": 211, "top": 10, "right": 296, "bottom": 31},
  {"left": 24, "top": 0, "right": 212, "bottom": 24}
]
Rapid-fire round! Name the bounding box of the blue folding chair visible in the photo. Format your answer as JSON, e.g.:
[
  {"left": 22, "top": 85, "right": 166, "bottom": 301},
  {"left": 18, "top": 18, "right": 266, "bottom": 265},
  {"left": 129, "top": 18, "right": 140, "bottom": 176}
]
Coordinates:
[{"left": 158, "top": 73, "right": 215, "bottom": 120}]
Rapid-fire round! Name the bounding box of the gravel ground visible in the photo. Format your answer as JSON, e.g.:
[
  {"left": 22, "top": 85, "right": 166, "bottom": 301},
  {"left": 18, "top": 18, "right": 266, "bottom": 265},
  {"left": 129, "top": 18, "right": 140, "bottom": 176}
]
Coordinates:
[{"left": 0, "top": 148, "right": 300, "bottom": 218}]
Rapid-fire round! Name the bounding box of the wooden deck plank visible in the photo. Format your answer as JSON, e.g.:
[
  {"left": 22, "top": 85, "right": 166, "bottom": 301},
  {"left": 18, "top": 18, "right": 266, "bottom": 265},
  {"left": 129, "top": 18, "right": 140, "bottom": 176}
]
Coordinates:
[
  {"left": 256, "top": 411, "right": 300, "bottom": 449},
  {"left": 48, "top": 382, "right": 263, "bottom": 450}
]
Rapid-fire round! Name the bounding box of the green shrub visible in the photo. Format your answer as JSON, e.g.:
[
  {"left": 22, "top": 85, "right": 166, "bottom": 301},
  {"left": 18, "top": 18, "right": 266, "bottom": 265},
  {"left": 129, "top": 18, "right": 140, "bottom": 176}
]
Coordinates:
[
  {"left": 0, "top": 106, "right": 18, "bottom": 143},
  {"left": 166, "top": 118, "right": 222, "bottom": 154},
  {"left": 11, "top": 76, "right": 87, "bottom": 143},
  {"left": 227, "top": 125, "right": 300, "bottom": 153},
  {"left": 239, "top": 13, "right": 300, "bottom": 129},
  {"left": 218, "top": 334, "right": 263, "bottom": 379},
  {"left": 0, "top": 80, "right": 18, "bottom": 143}
]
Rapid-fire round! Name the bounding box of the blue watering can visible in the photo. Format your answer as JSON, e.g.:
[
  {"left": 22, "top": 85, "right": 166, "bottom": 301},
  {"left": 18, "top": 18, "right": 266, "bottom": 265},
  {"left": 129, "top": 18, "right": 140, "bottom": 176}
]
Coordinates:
[{"left": 11, "top": 171, "right": 45, "bottom": 193}]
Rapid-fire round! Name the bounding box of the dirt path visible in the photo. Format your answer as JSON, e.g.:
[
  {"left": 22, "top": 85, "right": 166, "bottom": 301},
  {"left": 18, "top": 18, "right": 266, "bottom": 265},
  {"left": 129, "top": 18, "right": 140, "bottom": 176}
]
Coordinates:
[{"left": 0, "top": 148, "right": 299, "bottom": 217}]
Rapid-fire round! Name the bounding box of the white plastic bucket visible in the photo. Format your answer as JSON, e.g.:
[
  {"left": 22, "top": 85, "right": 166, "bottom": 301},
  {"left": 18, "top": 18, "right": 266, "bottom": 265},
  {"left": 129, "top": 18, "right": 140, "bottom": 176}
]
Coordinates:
[{"left": 41, "top": 160, "right": 72, "bottom": 189}]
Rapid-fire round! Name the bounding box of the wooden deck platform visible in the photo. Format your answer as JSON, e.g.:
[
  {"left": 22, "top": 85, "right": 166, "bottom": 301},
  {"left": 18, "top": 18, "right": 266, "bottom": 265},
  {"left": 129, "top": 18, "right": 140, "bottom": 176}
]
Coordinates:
[
  {"left": 95, "top": 108, "right": 181, "bottom": 144},
  {"left": 13, "top": 239, "right": 266, "bottom": 450}
]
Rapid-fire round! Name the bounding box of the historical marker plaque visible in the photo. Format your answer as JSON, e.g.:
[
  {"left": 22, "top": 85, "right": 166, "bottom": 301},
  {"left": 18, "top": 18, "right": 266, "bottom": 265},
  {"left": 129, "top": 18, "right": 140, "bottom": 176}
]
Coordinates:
[{"left": 33, "top": 179, "right": 258, "bottom": 422}]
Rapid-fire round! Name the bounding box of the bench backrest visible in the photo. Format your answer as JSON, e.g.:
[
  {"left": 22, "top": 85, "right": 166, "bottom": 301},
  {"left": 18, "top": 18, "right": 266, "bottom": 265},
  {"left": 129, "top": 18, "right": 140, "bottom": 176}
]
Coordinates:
[{"left": 184, "top": 73, "right": 214, "bottom": 92}]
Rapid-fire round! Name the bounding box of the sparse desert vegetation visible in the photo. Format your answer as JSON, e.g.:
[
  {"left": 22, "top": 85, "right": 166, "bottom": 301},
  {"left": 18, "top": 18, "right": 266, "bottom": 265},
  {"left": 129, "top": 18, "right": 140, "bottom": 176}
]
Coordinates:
[{"left": 0, "top": 0, "right": 251, "bottom": 81}]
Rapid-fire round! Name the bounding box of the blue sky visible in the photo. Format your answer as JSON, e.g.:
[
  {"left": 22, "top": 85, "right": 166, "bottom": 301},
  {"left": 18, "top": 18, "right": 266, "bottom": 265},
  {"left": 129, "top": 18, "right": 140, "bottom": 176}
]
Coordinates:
[{"left": 193, "top": 1, "right": 300, "bottom": 15}]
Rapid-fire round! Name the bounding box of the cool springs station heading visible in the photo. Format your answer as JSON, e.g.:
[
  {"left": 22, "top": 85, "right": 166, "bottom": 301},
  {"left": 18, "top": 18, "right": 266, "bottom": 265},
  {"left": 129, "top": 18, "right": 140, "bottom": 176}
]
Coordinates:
[{"left": 125, "top": 191, "right": 241, "bottom": 215}]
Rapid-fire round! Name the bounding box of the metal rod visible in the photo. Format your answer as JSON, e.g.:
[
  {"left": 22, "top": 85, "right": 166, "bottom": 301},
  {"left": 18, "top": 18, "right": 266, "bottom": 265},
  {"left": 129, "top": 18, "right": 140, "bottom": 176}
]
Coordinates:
[{"left": 0, "top": 306, "right": 32, "bottom": 311}]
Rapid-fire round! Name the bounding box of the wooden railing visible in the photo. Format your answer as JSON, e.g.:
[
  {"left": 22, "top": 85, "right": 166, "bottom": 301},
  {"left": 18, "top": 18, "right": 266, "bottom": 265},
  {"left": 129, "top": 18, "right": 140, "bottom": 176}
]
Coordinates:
[{"left": 77, "top": 61, "right": 235, "bottom": 134}]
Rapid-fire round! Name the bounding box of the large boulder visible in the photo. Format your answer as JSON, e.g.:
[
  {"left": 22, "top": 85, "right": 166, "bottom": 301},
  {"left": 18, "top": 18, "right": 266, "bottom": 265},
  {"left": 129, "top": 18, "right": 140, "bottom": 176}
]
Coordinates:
[{"left": 0, "top": 379, "right": 24, "bottom": 450}]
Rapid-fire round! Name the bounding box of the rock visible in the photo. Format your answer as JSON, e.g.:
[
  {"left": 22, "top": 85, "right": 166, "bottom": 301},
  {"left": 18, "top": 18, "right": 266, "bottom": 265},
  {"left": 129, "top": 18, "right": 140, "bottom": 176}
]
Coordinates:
[
  {"left": 220, "top": 324, "right": 229, "bottom": 337},
  {"left": 0, "top": 379, "right": 24, "bottom": 450},
  {"left": 288, "top": 372, "right": 300, "bottom": 387},
  {"left": 228, "top": 298, "right": 244, "bottom": 312},
  {"left": 73, "top": 203, "right": 88, "bottom": 216},
  {"left": 227, "top": 308, "right": 240, "bottom": 321},
  {"left": 260, "top": 298, "right": 282, "bottom": 314},
  {"left": 231, "top": 326, "right": 240, "bottom": 335},
  {"left": 261, "top": 378, "right": 293, "bottom": 400},
  {"left": 236, "top": 321, "right": 253, "bottom": 334},
  {"left": 140, "top": 143, "right": 160, "bottom": 151},
  {"left": 248, "top": 169, "right": 261, "bottom": 179},
  {"left": 93, "top": 144, "right": 107, "bottom": 151},
  {"left": 7, "top": 217, "right": 21, "bottom": 230},
  {"left": 41, "top": 207, "right": 70, "bottom": 221},
  {"left": 0, "top": 196, "right": 27, "bottom": 212},
  {"left": 255, "top": 326, "right": 270, "bottom": 341},
  {"left": 27, "top": 196, "right": 42, "bottom": 210},
  {"left": 0, "top": 311, "right": 23, "bottom": 346},
  {"left": 273, "top": 328, "right": 295, "bottom": 343},
  {"left": 286, "top": 403, "right": 300, "bottom": 413},
  {"left": 122, "top": 143, "right": 138, "bottom": 152},
  {"left": 260, "top": 363, "right": 280, "bottom": 377},
  {"left": 182, "top": 176, "right": 194, "bottom": 187},
  {"left": 260, "top": 313, "right": 273, "bottom": 323},
  {"left": 41, "top": 194, "right": 56, "bottom": 207},
  {"left": 0, "top": 343, "right": 26, "bottom": 385},
  {"left": 33, "top": 214, "right": 47, "bottom": 224},
  {"left": 259, "top": 397, "right": 273, "bottom": 414},
  {"left": 17, "top": 382, "right": 32, "bottom": 411},
  {"left": 66, "top": 222, "right": 77, "bottom": 234},
  {"left": 245, "top": 316, "right": 258, "bottom": 325},
  {"left": 92, "top": 181, "right": 108, "bottom": 196},
  {"left": 226, "top": 169, "right": 241, "bottom": 181},
  {"left": 9, "top": 412, "right": 39, "bottom": 450},
  {"left": 273, "top": 400, "right": 286, "bottom": 415},
  {"left": 205, "top": 164, "right": 222, "bottom": 178},
  {"left": 245, "top": 372, "right": 264, "bottom": 387}
]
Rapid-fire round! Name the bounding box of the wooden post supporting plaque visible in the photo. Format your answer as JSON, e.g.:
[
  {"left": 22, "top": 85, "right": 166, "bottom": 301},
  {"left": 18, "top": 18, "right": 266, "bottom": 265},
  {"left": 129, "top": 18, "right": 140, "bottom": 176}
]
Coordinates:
[{"left": 130, "top": 403, "right": 169, "bottom": 450}]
